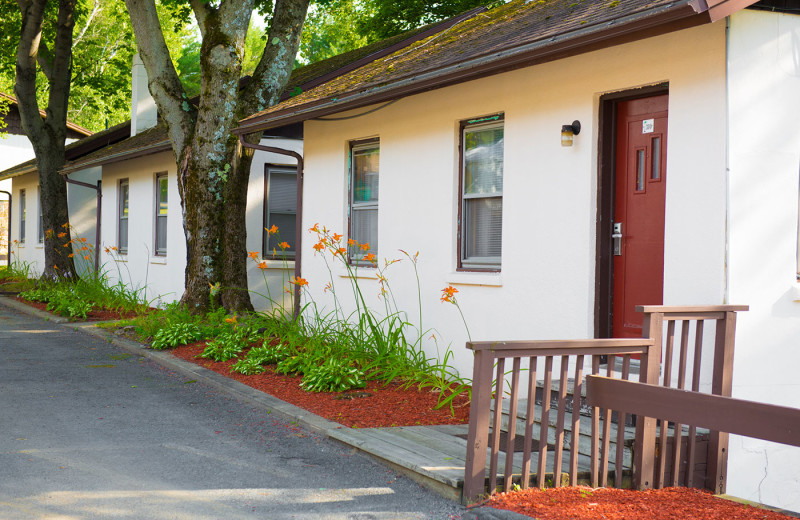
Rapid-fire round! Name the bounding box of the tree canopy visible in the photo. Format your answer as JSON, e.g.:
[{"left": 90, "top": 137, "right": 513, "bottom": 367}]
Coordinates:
[{"left": 0, "top": 0, "right": 198, "bottom": 133}]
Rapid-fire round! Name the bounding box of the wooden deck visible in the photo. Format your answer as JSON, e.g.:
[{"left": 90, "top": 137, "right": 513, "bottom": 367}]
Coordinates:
[{"left": 327, "top": 398, "right": 638, "bottom": 502}]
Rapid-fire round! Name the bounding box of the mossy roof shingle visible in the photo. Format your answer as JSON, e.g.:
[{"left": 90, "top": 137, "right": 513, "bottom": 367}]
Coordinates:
[{"left": 238, "top": 0, "right": 754, "bottom": 132}]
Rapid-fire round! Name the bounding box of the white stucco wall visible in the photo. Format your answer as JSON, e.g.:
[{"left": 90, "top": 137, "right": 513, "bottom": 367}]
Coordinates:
[
  {"left": 301, "top": 22, "right": 728, "bottom": 379},
  {"left": 7, "top": 167, "right": 99, "bottom": 275},
  {"left": 100, "top": 152, "right": 187, "bottom": 305},
  {"left": 0, "top": 134, "right": 36, "bottom": 170},
  {"left": 726, "top": 9, "right": 800, "bottom": 512},
  {"left": 99, "top": 138, "right": 302, "bottom": 309},
  {"left": 245, "top": 138, "right": 303, "bottom": 311}
]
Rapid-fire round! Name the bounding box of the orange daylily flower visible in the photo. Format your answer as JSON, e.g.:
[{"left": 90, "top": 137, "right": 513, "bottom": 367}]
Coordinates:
[
  {"left": 440, "top": 285, "right": 459, "bottom": 303},
  {"left": 84, "top": 255, "right": 90, "bottom": 260},
  {"left": 347, "top": 238, "right": 356, "bottom": 246},
  {"left": 267, "top": 224, "right": 279, "bottom": 235},
  {"left": 256, "top": 261, "right": 268, "bottom": 269},
  {"left": 290, "top": 277, "right": 308, "bottom": 287},
  {"left": 279, "top": 241, "right": 290, "bottom": 249},
  {"left": 80, "top": 238, "right": 87, "bottom": 243},
  {"left": 332, "top": 233, "right": 343, "bottom": 242},
  {"left": 111, "top": 246, "right": 118, "bottom": 251},
  {"left": 313, "top": 242, "right": 325, "bottom": 252},
  {"left": 57, "top": 232, "right": 66, "bottom": 238},
  {"left": 364, "top": 253, "right": 377, "bottom": 263},
  {"left": 309, "top": 223, "right": 320, "bottom": 233},
  {"left": 68, "top": 253, "right": 74, "bottom": 258},
  {"left": 336, "top": 247, "right": 346, "bottom": 256},
  {"left": 360, "top": 243, "right": 370, "bottom": 251},
  {"left": 248, "top": 251, "right": 260, "bottom": 260},
  {"left": 225, "top": 314, "right": 238, "bottom": 324},
  {"left": 80, "top": 246, "right": 89, "bottom": 251},
  {"left": 61, "top": 223, "right": 70, "bottom": 229}
]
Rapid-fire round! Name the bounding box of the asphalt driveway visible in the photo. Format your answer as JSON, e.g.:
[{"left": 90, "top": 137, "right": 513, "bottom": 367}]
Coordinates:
[{"left": 0, "top": 300, "right": 465, "bottom": 519}]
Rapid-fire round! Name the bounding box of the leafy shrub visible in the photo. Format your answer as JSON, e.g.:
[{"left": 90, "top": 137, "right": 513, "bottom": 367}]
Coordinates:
[
  {"left": 245, "top": 343, "right": 291, "bottom": 365},
  {"left": 151, "top": 322, "right": 203, "bottom": 350},
  {"left": 230, "top": 357, "right": 266, "bottom": 375},
  {"left": 301, "top": 357, "right": 366, "bottom": 393},
  {"left": 275, "top": 353, "right": 313, "bottom": 376},
  {"left": 200, "top": 327, "right": 252, "bottom": 362}
]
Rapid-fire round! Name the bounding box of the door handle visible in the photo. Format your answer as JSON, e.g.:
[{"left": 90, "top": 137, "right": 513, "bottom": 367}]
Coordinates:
[{"left": 613, "top": 222, "right": 623, "bottom": 256}]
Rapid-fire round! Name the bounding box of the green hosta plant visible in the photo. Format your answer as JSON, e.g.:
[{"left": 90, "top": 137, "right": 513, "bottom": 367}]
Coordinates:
[
  {"left": 275, "top": 353, "right": 314, "bottom": 376},
  {"left": 246, "top": 343, "right": 291, "bottom": 365},
  {"left": 200, "top": 327, "right": 252, "bottom": 362},
  {"left": 230, "top": 357, "right": 266, "bottom": 375},
  {"left": 301, "top": 357, "right": 366, "bottom": 393},
  {"left": 151, "top": 323, "right": 203, "bottom": 350},
  {"left": 19, "top": 287, "right": 51, "bottom": 302}
]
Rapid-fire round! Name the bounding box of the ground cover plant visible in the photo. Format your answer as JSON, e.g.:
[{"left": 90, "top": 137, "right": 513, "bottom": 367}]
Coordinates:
[
  {"left": 481, "top": 486, "right": 797, "bottom": 520},
  {"left": 115, "top": 224, "right": 472, "bottom": 416},
  {"left": 17, "top": 234, "right": 151, "bottom": 320},
  {"left": 0, "top": 242, "right": 38, "bottom": 293}
]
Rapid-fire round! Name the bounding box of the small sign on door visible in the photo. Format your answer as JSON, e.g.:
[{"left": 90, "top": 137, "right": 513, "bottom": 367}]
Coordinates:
[{"left": 642, "top": 119, "right": 654, "bottom": 134}]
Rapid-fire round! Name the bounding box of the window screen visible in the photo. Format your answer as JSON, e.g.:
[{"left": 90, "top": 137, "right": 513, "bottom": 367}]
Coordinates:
[
  {"left": 37, "top": 189, "right": 43, "bottom": 243},
  {"left": 119, "top": 179, "right": 129, "bottom": 253},
  {"left": 155, "top": 174, "right": 168, "bottom": 255},
  {"left": 19, "top": 189, "right": 26, "bottom": 244},
  {"left": 349, "top": 140, "right": 379, "bottom": 264},
  {"left": 460, "top": 117, "right": 504, "bottom": 269},
  {"left": 264, "top": 167, "right": 297, "bottom": 257}
]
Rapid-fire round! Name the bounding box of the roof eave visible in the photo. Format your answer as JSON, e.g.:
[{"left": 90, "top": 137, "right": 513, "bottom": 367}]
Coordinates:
[
  {"left": 236, "top": 0, "right": 748, "bottom": 135},
  {"left": 60, "top": 140, "right": 172, "bottom": 175}
]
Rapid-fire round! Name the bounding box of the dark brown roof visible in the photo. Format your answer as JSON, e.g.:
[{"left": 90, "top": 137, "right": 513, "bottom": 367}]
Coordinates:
[
  {"left": 237, "top": 0, "right": 757, "bottom": 133},
  {"left": 0, "top": 119, "right": 130, "bottom": 180},
  {"left": 60, "top": 124, "right": 170, "bottom": 174},
  {"left": 57, "top": 13, "right": 483, "bottom": 174},
  {"left": 0, "top": 92, "right": 93, "bottom": 137}
]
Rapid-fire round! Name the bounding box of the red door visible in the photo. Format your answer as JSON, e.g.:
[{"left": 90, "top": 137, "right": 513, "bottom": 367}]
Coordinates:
[{"left": 612, "top": 95, "right": 668, "bottom": 338}]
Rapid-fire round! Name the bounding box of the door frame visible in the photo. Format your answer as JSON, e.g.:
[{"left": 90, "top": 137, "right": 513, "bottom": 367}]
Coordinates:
[{"left": 594, "top": 83, "right": 669, "bottom": 339}]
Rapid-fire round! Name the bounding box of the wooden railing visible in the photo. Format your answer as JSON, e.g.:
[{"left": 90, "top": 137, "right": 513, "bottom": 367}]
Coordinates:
[
  {"left": 636, "top": 305, "right": 748, "bottom": 493},
  {"left": 462, "top": 305, "right": 748, "bottom": 503},
  {"left": 463, "top": 338, "right": 659, "bottom": 502}
]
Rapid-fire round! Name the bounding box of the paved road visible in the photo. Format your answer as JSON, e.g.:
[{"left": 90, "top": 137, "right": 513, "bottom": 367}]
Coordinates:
[{"left": 0, "top": 301, "right": 465, "bottom": 520}]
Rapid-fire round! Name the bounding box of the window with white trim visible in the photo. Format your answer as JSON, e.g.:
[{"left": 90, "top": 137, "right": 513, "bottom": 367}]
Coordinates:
[
  {"left": 19, "top": 189, "right": 26, "bottom": 244},
  {"left": 349, "top": 139, "right": 379, "bottom": 264},
  {"left": 154, "top": 173, "right": 168, "bottom": 256},
  {"left": 37, "top": 189, "right": 43, "bottom": 243},
  {"left": 459, "top": 115, "right": 504, "bottom": 270},
  {"left": 118, "top": 179, "right": 129, "bottom": 254},
  {"left": 264, "top": 166, "right": 297, "bottom": 258}
]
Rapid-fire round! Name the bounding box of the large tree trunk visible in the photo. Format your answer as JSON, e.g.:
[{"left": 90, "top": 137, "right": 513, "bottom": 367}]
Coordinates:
[
  {"left": 126, "top": 0, "right": 308, "bottom": 314},
  {"left": 15, "top": 0, "right": 78, "bottom": 281}
]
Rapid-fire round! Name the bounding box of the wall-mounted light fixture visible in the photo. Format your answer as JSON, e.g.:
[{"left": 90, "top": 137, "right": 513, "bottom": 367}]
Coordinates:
[{"left": 561, "top": 120, "right": 581, "bottom": 147}]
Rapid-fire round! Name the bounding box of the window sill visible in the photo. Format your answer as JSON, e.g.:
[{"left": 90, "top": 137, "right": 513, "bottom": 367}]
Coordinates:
[
  {"left": 336, "top": 266, "right": 378, "bottom": 280},
  {"left": 150, "top": 256, "right": 167, "bottom": 265},
  {"left": 35, "top": 244, "right": 43, "bottom": 249},
  {"left": 447, "top": 271, "right": 502, "bottom": 287},
  {"left": 114, "top": 256, "right": 128, "bottom": 263},
  {"left": 254, "top": 259, "right": 295, "bottom": 270}
]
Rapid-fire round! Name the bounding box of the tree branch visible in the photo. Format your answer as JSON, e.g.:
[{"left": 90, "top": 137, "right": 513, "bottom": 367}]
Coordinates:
[
  {"left": 73, "top": 0, "right": 100, "bottom": 47},
  {"left": 124, "top": 0, "right": 194, "bottom": 153},
  {"left": 44, "top": 0, "right": 78, "bottom": 138},
  {"left": 190, "top": 0, "right": 213, "bottom": 39},
  {"left": 14, "top": 0, "right": 47, "bottom": 143},
  {"left": 242, "top": 0, "right": 309, "bottom": 116}
]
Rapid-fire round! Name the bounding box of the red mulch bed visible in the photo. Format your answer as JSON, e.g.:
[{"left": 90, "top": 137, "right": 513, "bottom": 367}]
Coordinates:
[
  {"left": 15, "top": 296, "right": 141, "bottom": 321},
  {"left": 170, "top": 340, "right": 471, "bottom": 429},
  {"left": 482, "top": 486, "right": 796, "bottom": 520}
]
